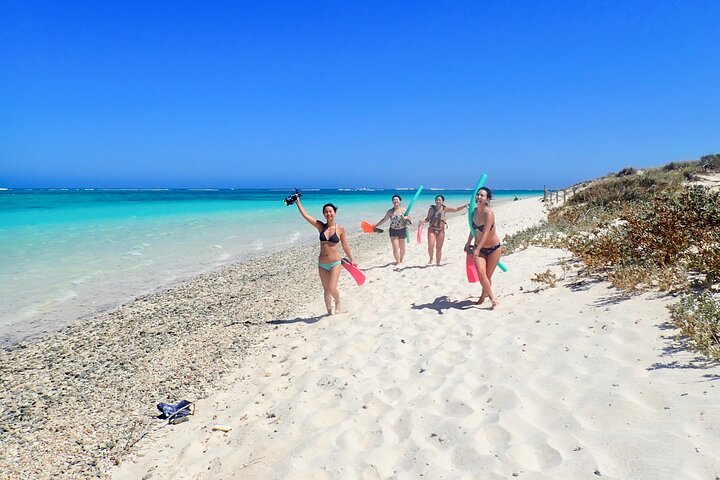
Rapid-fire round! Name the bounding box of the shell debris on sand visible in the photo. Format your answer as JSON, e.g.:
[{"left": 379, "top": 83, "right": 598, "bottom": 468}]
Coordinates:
[{"left": 0, "top": 231, "right": 388, "bottom": 479}]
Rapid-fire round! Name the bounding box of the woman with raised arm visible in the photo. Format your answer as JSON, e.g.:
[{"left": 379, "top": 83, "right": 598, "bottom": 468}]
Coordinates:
[
  {"left": 374, "top": 194, "right": 411, "bottom": 267},
  {"left": 464, "top": 187, "right": 502, "bottom": 309},
  {"left": 420, "top": 194, "right": 469, "bottom": 266},
  {"left": 294, "top": 196, "right": 356, "bottom": 315}
]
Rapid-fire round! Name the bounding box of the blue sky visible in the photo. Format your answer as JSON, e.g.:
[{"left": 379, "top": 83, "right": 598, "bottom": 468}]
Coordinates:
[{"left": 1, "top": 1, "right": 718, "bottom": 189}]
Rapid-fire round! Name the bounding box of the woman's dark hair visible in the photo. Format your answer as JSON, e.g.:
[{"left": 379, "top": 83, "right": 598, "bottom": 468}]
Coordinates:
[
  {"left": 322, "top": 203, "right": 338, "bottom": 213},
  {"left": 392, "top": 195, "right": 402, "bottom": 202},
  {"left": 479, "top": 187, "right": 492, "bottom": 200},
  {"left": 435, "top": 194, "right": 445, "bottom": 202}
]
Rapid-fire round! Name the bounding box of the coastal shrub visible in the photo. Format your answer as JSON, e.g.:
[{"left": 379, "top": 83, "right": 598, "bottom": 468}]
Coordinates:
[
  {"left": 616, "top": 167, "right": 637, "bottom": 176},
  {"left": 547, "top": 202, "right": 617, "bottom": 231},
  {"left": 668, "top": 292, "right": 720, "bottom": 359},
  {"left": 565, "top": 185, "right": 720, "bottom": 290},
  {"left": 566, "top": 221, "right": 625, "bottom": 269},
  {"left": 566, "top": 169, "right": 684, "bottom": 212},
  {"left": 608, "top": 264, "right": 685, "bottom": 292},
  {"left": 700, "top": 153, "right": 720, "bottom": 171},
  {"left": 519, "top": 157, "right": 718, "bottom": 291},
  {"left": 502, "top": 221, "right": 569, "bottom": 254},
  {"left": 606, "top": 265, "right": 650, "bottom": 292},
  {"left": 531, "top": 269, "right": 559, "bottom": 288}
]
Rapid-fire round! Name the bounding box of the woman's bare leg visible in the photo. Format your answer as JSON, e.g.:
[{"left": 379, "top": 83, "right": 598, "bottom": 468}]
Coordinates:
[
  {"left": 318, "top": 267, "right": 334, "bottom": 314},
  {"left": 473, "top": 254, "right": 498, "bottom": 309},
  {"left": 390, "top": 237, "right": 402, "bottom": 265},
  {"left": 435, "top": 230, "right": 445, "bottom": 266},
  {"left": 328, "top": 265, "right": 342, "bottom": 313},
  {"left": 427, "top": 231, "right": 437, "bottom": 264},
  {"left": 486, "top": 248, "right": 501, "bottom": 281}
]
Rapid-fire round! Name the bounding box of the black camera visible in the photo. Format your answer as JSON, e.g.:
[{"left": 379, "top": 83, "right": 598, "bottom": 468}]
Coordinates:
[{"left": 283, "top": 188, "right": 302, "bottom": 206}]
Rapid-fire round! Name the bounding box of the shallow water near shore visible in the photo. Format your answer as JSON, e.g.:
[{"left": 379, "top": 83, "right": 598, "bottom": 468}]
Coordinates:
[{"left": 1, "top": 188, "right": 540, "bottom": 344}]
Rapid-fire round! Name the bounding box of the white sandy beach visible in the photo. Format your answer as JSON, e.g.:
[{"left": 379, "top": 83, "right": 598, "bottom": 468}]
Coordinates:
[{"left": 112, "top": 197, "right": 720, "bottom": 480}]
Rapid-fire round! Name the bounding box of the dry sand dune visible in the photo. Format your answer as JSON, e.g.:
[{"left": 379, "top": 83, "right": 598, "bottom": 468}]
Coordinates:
[{"left": 113, "top": 197, "right": 720, "bottom": 480}]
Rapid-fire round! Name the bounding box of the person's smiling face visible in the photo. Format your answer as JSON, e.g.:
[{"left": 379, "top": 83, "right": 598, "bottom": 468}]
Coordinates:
[{"left": 323, "top": 206, "right": 335, "bottom": 222}]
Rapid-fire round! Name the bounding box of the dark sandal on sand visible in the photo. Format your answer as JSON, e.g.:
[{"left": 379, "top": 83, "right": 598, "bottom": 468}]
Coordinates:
[{"left": 157, "top": 399, "right": 194, "bottom": 423}]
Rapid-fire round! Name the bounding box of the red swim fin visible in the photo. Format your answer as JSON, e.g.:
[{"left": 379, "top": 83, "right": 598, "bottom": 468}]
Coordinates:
[
  {"left": 360, "top": 221, "right": 375, "bottom": 233},
  {"left": 466, "top": 252, "right": 479, "bottom": 283},
  {"left": 342, "top": 259, "right": 366, "bottom": 286}
]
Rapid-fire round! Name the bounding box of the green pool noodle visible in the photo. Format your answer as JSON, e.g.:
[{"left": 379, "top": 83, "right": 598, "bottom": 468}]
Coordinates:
[{"left": 404, "top": 185, "right": 424, "bottom": 243}]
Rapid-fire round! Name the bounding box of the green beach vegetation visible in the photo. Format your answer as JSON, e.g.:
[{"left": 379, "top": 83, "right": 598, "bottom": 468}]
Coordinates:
[{"left": 505, "top": 154, "right": 720, "bottom": 359}]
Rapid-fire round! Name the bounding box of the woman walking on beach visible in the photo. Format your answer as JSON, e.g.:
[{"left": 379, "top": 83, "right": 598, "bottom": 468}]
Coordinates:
[
  {"left": 294, "top": 197, "right": 356, "bottom": 315},
  {"left": 374, "top": 194, "right": 412, "bottom": 266},
  {"left": 465, "top": 187, "right": 502, "bottom": 309},
  {"left": 420, "top": 195, "right": 469, "bottom": 266}
]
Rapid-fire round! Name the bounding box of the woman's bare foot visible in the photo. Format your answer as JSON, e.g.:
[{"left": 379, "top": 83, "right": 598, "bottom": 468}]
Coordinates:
[
  {"left": 490, "top": 298, "right": 499, "bottom": 309},
  {"left": 334, "top": 302, "right": 342, "bottom": 314},
  {"left": 326, "top": 308, "right": 334, "bottom": 315},
  {"left": 476, "top": 293, "right": 487, "bottom": 305}
]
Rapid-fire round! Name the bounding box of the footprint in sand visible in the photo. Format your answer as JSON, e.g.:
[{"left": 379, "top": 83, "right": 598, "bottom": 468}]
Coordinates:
[
  {"left": 441, "top": 400, "right": 474, "bottom": 418},
  {"left": 310, "top": 407, "right": 349, "bottom": 428},
  {"left": 506, "top": 443, "right": 563, "bottom": 471}
]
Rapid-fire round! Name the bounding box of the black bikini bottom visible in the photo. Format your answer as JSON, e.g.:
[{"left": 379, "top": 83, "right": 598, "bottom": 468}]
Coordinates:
[{"left": 478, "top": 244, "right": 501, "bottom": 256}]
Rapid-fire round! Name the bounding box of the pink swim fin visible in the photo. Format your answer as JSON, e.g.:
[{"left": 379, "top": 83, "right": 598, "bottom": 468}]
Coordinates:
[
  {"left": 417, "top": 223, "right": 423, "bottom": 244},
  {"left": 342, "top": 259, "right": 366, "bottom": 286},
  {"left": 466, "top": 252, "right": 479, "bottom": 283}
]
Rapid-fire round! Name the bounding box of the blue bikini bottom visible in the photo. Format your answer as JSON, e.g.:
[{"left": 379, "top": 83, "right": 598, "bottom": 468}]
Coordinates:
[{"left": 318, "top": 260, "right": 342, "bottom": 271}]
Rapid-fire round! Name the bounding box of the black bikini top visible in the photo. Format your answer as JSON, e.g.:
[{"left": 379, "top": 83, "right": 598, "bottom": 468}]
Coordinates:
[
  {"left": 320, "top": 226, "right": 340, "bottom": 244},
  {"left": 472, "top": 221, "right": 494, "bottom": 233}
]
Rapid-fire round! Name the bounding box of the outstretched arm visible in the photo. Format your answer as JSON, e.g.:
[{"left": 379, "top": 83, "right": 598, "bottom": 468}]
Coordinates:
[
  {"left": 445, "top": 202, "right": 470, "bottom": 213},
  {"left": 375, "top": 209, "right": 392, "bottom": 227},
  {"left": 295, "top": 198, "right": 322, "bottom": 231},
  {"left": 339, "top": 226, "right": 356, "bottom": 265}
]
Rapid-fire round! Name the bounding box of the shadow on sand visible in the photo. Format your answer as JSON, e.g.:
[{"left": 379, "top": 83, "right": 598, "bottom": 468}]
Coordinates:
[
  {"left": 267, "top": 314, "right": 330, "bottom": 326},
  {"left": 411, "top": 296, "right": 478, "bottom": 315},
  {"left": 394, "top": 264, "right": 434, "bottom": 272},
  {"left": 648, "top": 321, "right": 720, "bottom": 372},
  {"left": 362, "top": 262, "right": 397, "bottom": 272}
]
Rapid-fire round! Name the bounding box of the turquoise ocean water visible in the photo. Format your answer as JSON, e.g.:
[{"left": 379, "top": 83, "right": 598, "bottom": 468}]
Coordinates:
[{"left": 0, "top": 187, "right": 541, "bottom": 344}]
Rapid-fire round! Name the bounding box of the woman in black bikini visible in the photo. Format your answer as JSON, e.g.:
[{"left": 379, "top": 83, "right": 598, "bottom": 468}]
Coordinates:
[
  {"left": 421, "top": 195, "right": 469, "bottom": 266},
  {"left": 464, "top": 187, "right": 502, "bottom": 309},
  {"left": 294, "top": 197, "right": 356, "bottom": 315},
  {"left": 374, "top": 194, "right": 411, "bottom": 266}
]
